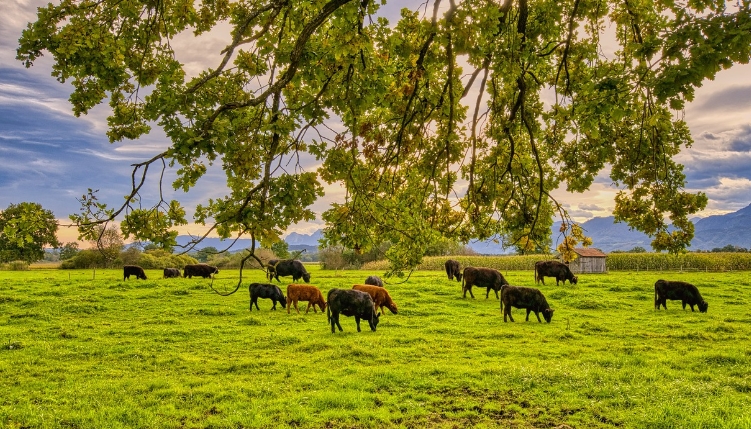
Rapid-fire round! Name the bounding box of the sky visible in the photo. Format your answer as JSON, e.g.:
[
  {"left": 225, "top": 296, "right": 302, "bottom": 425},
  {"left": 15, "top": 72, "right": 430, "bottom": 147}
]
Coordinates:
[{"left": 1, "top": 0, "right": 751, "bottom": 246}]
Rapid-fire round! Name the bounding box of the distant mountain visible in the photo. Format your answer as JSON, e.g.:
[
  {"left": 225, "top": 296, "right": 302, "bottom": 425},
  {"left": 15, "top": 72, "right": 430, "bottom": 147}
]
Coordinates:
[{"left": 173, "top": 203, "right": 751, "bottom": 254}]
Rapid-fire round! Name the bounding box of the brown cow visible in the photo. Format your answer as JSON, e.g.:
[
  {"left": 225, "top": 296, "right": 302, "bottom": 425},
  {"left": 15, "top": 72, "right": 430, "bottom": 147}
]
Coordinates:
[
  {"left": 286, "top": 284, "right": 327, "bottom": 314},
  {"left": 352, "top": 284, "right": 398, "bottom": 315}
]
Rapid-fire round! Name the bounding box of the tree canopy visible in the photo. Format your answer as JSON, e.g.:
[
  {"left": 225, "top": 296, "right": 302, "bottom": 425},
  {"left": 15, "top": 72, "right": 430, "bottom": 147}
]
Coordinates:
[
  {"left": 17, "top": 0, "right": 751, "bottom": 273},
  {"left": 0, "top": 202, "right": 61, "bottom": 263}
]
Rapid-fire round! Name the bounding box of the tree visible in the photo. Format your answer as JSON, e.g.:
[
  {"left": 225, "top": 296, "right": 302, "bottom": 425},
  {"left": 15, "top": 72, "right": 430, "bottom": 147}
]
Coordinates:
[
  {"left": 17, "top": 0, "right": 751, "bottom": 274},
  {"left": 271, "top": 241, "right": 290, "bottom": 259},
  {"left": 59, "top": 242, "right": 80, "bottom": 260},
  {"left": 89, "top": 225, "right": 124, "bottom": 266},
  {"left": 0, "top": 202, "right": 60, "bottom": 263}
]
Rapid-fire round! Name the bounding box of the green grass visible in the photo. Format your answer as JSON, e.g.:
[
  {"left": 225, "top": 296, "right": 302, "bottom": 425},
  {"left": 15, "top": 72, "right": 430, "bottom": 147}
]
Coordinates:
[{"left": 1, "top": 267, "right": 750, "bottom": 428}]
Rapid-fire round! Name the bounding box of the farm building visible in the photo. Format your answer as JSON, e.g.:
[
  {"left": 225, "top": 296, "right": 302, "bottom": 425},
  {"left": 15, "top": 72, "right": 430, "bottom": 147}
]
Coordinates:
[{"left": 569, "top": 248, "right": 607, "bottom": 274}]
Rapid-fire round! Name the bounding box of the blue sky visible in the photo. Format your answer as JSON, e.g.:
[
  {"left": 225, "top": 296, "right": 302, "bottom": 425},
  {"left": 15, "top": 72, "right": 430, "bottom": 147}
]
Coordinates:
[{"left": 2, "top": 0, "right": 751, "bottom": 245}]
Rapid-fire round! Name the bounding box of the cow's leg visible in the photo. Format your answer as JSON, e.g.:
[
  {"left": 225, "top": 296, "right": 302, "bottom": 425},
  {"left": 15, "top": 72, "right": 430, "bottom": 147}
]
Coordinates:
[
  {"left": 689, "top": 303, "right": 695, "bottom": 312},
  {"left": 330, "top": 312, "right": 337, "bottom": 333},
  {"left": 493, "top": 289, "right": 499, "bottom": 299},
  {"left": 467, "top": 286, "right": 475, "bottom": 299},
  {"left": 534, "top": 311, "right": 542, "bottom": 323},
  {"left": 271, "top": 300, "right": 277, "bottom": 310},
  {"left": 355, "top": 316, "right": 362, "bottom": 332},
  {"left": 304, "top": 302, "right": 312, "bottom": 314},
  {"left": 525, "top": 309, "right": 531, "bottom": 321},
  {"left": 506, "top": 308, "right": 515, "bottom": 322}
]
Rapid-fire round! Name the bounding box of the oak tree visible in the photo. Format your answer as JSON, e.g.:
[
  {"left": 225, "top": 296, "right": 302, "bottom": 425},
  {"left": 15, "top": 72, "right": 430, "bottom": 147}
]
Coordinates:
[
  {"left": 0, "top": 202, "right": 61, "bottom": 263},
  {"left": 17, "top": 0, "right": 751, "bottom": 274}
]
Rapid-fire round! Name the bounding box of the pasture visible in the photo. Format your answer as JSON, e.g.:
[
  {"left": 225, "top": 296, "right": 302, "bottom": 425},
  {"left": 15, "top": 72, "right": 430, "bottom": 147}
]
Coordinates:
[{"left": 1, "top": 267, "right": 750, "bottom": 428}]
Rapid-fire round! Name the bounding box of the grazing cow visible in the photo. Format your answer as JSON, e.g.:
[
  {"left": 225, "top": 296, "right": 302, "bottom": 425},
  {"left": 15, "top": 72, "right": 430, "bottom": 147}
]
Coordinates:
[
  {"left": 327, "top": 288, "right": 380, "bottom": 333},
  {"left": 364, "top": 275, "right": 384, "bottom": 287},
  {"left": 163, "top": 267, "right": 181, "bottom": 278},
  {"left": 461, "top": 267, "right": 509, "bottom": 299},
  {"left": 445, "top": 259, "right": 463, "bottom": 282},
  {"left": 500, "top": 285, "right": 554, "bottom": 323},
  {"left": 286, "top": 284, "right": 326, "bottom": 314},
  {"left": 654, "top": 280, "right": 708, "bottom": 312},
  {"left": 352, "top": 284, "right": 398, "bottom": 315},
  {"left": 123, "top": 265, "right": 147, "bottom": 280},
  {"left": 534, "top": 260, "right": 578, "bottom": 286},
  {"left": 267, "top": 259, "right": 311, "bottom": 283},
  {"left": 249, "top": 283, "right": 287, "bottom": 311},
  {"left": 183, "top": 264, "right": 219, "bottom": 279}
]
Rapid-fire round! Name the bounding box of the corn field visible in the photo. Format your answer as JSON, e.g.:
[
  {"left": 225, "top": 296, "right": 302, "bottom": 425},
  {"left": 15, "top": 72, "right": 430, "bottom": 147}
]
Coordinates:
[{"left": 360, "top": 253, "right": 751, "bottom": 273}]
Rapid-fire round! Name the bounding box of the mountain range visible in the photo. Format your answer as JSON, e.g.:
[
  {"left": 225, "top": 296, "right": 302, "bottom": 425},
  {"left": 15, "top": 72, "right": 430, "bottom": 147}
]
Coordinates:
[{"left": 175, "top": 203, "right": 751, "bottom": 254}]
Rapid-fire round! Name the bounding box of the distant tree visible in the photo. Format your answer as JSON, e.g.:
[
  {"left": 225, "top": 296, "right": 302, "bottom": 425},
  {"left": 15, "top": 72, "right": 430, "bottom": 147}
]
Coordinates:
[
  {"left": 193, "top": 246, "right": 219, "bottom": 263},
  {"left": 628, "top": 246, "right": 647, "bottom": 253},
  {"left": 89, "top": 225, "right": 124, "bottom": 265},
  {"left": 271, "top": 241, "right": 290, "bottom": 259},
  {"left": 59, "top": 242, "right": 80, "bottom": 260},
  {"left": 0, "top": 202, "right": 60, "bottom": 263}
]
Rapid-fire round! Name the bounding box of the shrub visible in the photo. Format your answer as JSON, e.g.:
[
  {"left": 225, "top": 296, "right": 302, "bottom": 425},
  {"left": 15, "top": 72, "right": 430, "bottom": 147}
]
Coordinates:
[{"left": 0, "top": 261, "right": 30, "bottom": 271}]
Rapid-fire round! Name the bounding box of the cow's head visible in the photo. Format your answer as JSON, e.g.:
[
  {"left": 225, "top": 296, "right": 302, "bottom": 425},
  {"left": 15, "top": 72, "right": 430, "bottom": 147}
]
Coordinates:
[
  {"left": 570, "top": 276, "right": 578, "bottom": 285},
  {"left": 318, "top": 300, "right": 327, "bottom": 312},
  {"left": 280, "top": 295, "right": 287, "bottom": 308},
  {"left": 139, "top": 273, "right": 148, "bottom": 280},
  {"left": 303, "top": 272, "right": 311, "bottom": 283},
  {"left": 543, "top": 308, "right": 555, "bottom": 323},
  {"left": 455, "top": 272, "right": 463, "bottom": 282},
  {"left": 368, "top": 311, "right": 381, "bottom": 331},
  {"left": 698, "top": 301, "right": 708, "bottom": 313},
  {"left": 386, "top": 301, "right": 398, "bottom": 315}
]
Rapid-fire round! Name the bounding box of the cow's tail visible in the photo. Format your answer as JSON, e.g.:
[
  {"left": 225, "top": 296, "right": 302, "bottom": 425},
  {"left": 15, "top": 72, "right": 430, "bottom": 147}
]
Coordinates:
[
  {"left": 534, "top": 265, "right": 539, "bottom": 284},
  {"left": 327, "top": 301, "right": 331, "bottom": 322}
]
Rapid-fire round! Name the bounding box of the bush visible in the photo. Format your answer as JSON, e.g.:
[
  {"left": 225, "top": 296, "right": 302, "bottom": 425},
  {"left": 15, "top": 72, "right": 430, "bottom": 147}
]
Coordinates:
[
  {"left": 0, "top": 261, "right": 30, "bottom": 271},
  {"left": 61, "top": 249, "right": 111, "bottom": 269}
]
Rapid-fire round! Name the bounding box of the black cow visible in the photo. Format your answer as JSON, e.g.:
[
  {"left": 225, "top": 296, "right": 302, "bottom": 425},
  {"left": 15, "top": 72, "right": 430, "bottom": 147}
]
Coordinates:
[
  {"left": 364, "top": 275, "right": 384, "bottom": 287},
  {"left": 654, "top": 280, "right": 708, "bottom": 312},
  {"left": 500, "top": 285, "right": 554, "bottom": 323},
  {"left": 534, "top": 260, "right": 578, "bottom": 286},
  {"left": 445, "top": 259, "right": 462, "bottom": 282},
  {"left": 461, "top": 267, "right": 509, "bottom": 299},
  {"left": 326, "top": 288, "right": 381, "bottom": 333},
  {"left": 248, "top": 283, "right": 287, "bottom": 311},
  {"left": 123, "top": 265, "right": 147, "bottom": 280},
  {"left": 267, "top": 259, "right": 311, "bottom": 283},
  {"left": 183, "top": 264, "right": 219, "bottom": 279},
  {"left": 163, "top": 267, "right": 181, "bottom": 278}
]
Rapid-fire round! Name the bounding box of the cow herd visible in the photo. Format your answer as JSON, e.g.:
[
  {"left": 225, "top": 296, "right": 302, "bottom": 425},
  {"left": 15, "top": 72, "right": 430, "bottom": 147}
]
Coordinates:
[{"left": 123, "top": 256, "right": 709, "bottom": 333}]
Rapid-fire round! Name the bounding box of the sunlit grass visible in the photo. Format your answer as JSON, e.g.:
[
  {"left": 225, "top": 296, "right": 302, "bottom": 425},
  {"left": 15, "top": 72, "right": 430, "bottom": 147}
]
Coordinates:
[{"left": 1, "top": 267, "right": 750, "bottom": 428}]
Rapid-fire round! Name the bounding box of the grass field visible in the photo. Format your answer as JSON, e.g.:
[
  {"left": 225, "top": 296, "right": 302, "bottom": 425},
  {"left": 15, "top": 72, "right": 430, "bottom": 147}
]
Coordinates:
[{"left": 1, "top": 266, "right": 750, "bottom": 428}]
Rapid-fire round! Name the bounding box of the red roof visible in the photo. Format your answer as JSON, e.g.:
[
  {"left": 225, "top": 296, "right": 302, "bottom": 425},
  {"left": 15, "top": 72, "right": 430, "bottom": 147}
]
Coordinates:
[{"left": 573, "top": 248, "right": 607, "bottom": 257}]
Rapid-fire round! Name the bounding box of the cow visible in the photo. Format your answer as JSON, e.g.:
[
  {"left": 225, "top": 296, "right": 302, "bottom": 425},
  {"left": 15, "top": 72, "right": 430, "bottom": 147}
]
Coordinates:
[
  {"left": 364, "top": 275, "right": 384, "bottom": 287},
  {"left": 445, "top": 259, "right": 462, "bottom": 282},
  {"left": 249, "top": 283, "right": 287, "bottom": 311},
  {"left": 534, "top": 260, "right": 578, "bottom": 286},
  {"left": 286, "top": 284, "right": 326, "bottom": 314},
  {"left": 500, "top": 285, "right": 554, "bottom": 323},
  {"left": 352, "top": 284, "right": 398, "bottom": 315},
  {"left": 326, "top": 288, "right": 380, "bottom": 333},
  {"left": 183, "top": 264, "right": 219, "bottom": 279},
  {"left": 123, "top": 265, "right": 147, "bottom": 280},
  {"left": 461, "top": 266, "right": 509, "bottom": 299},
  {"left": 163, "top": 267, "right": 181, "bottom": 278},
  {"left": 267, "top": 259, "right": 311, "bottom": 283},
  {"left": 654, "top": 280, "right": 708, "bottom": 313}
]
